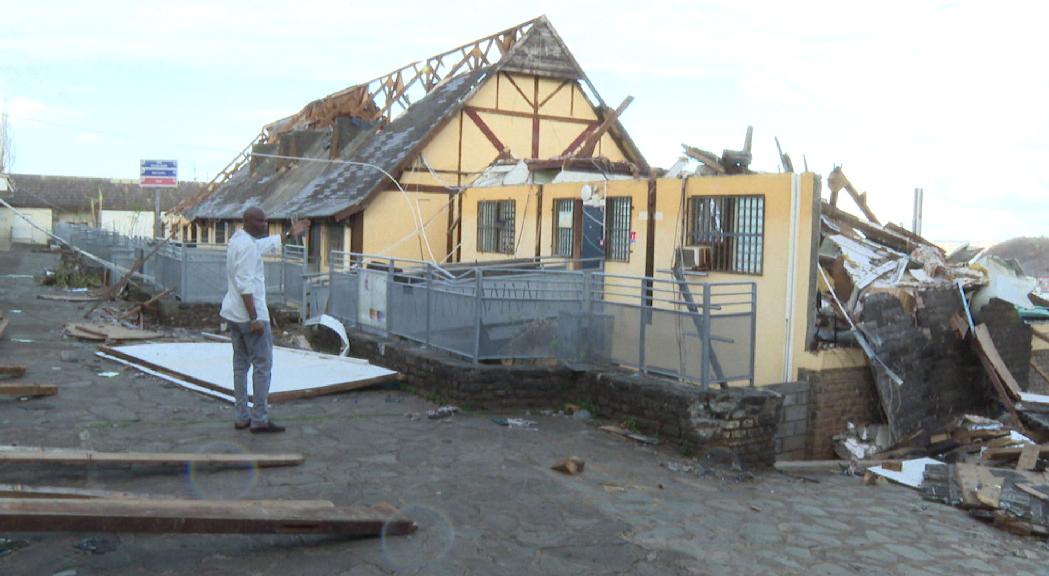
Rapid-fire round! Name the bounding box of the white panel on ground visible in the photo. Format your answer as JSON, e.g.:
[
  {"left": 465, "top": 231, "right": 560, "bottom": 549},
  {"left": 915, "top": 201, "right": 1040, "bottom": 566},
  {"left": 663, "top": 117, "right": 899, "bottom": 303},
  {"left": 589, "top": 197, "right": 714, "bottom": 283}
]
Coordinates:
[
  {"left": 102, "top": 342, "right": 398, "bottom": 402},
  {"left": 868, "top": 457, "right": 941, "bottom": 489}
]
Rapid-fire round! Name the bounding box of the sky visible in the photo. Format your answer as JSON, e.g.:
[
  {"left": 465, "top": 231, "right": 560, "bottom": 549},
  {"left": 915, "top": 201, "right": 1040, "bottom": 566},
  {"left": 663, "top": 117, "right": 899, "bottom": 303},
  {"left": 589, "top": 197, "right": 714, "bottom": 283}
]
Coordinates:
[{"left": 1, "top": 0, "right": 1047, "bottom": 245}]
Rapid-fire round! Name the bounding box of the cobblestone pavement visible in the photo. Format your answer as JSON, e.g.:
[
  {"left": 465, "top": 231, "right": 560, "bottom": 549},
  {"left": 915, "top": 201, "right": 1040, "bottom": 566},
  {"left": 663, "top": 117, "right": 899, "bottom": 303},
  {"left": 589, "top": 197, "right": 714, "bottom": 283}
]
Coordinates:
[{"left": 2, "top": 247, "right": 1048, "bottom": 575}]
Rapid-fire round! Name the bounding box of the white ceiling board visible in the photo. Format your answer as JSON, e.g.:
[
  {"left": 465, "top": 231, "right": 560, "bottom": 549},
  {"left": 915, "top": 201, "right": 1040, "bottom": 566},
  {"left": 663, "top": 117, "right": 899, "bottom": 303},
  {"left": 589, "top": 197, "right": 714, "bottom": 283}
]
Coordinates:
[{"left": 102, "top": 342, "right": 398, "bottom": 402}]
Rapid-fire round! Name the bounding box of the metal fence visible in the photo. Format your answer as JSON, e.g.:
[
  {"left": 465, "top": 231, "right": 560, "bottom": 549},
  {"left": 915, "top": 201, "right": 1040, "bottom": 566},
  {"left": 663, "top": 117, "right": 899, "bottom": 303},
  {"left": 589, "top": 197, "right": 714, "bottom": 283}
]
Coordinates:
[
  {"left": 324, "top": 250, "right": 757, "bottom": 388},
  {"left": 55, "top": 223, "right": 306, "bottom": 305}
]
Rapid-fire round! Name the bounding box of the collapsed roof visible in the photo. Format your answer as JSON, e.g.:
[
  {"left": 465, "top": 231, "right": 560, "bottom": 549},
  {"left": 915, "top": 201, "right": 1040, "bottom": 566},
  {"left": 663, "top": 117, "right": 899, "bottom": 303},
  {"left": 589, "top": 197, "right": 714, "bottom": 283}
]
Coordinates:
[{"left": 184, "top": 16, "right": 648, "bottom": 222}]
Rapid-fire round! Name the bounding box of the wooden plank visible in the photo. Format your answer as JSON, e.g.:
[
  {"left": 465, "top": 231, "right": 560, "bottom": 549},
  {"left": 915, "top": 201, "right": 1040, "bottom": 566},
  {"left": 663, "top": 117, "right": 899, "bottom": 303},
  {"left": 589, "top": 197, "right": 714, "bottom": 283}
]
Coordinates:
[
  {"left": 0, "top": 365, "right": 26, "bottom": 377},
  {"left": 984, "top": 444, "right": 1049, "bottom": 461},
  {"left": 1016, "top": 483, "right": 1049, "bottom": 501},
  {"left": 971, "top": 335, "right": 1025, "bottom": 431},
  {"left": 38, "top": 293, "right": 104, "bottom": 302},
  {"left": 974, "top": 324, "right": 1024, "bottom": 399},
  {"left": 1018, "top": 443, "right": 1041, "bottom": 471},
  {"left": 774, "top": 459, "right": 901, "bottom": 473},
  {"left": 0, "top": 315, "right": 8, "bottom": 340},
  {"left": 0, "top": 384, "right": 57, "bottom": 397},
  {"left": 1033, "top": 329, "right": 1049, "bottom": 345},
  {"left": 0, "top": 448, "right": 303, "bottom": 468},
  {"left": 1031, "top": 360, "right": 1049, "bottom": 387},
  {"left": 65, "top": 323, "right": 163, "bottom": 342},
  {"left": 0, "top": 484, "right": 164, "bottom": 500},
  {"left": 0, "top": 498, "right": 415, "bottom": 535}
]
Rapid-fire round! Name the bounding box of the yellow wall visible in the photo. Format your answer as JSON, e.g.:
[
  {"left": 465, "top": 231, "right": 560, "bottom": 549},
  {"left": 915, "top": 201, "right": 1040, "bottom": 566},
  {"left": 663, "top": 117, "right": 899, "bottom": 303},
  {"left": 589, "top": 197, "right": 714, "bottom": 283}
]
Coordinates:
[
  {"left": 0, "top": 207, "right": 52, "bottom": 249},
  {"left": 457, "top": 173, "right": 822, "bottom": 387},
  {"left": 457, "top": 185, "right": 537, "bottom": 263},
  {"left": 361, "top": 190, "right": 450, "bottom": 262}
]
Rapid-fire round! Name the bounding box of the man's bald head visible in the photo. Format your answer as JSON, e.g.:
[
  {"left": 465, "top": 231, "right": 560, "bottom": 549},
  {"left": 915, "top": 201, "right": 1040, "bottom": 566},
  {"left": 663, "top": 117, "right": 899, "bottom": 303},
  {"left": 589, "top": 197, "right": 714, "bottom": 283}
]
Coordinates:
[{"left": 243, "top": 207, "right": 268, "bottom": 238}]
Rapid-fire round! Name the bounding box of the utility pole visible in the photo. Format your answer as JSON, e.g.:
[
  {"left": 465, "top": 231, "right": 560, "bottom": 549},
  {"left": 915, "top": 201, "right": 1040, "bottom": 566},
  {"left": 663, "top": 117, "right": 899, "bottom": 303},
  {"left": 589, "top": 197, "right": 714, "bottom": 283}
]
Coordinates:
[{"left": 912, "top": 187, "right": 923, "bottom": 236}]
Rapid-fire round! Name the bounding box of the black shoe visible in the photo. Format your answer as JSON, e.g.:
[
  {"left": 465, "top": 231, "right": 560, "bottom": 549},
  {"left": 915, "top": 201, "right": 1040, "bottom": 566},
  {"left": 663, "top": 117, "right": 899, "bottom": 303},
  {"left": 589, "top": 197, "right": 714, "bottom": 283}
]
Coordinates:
[
  {"left": 250, "top": 422, "right": 286, "bottom": 434},
  {"left": 234, "top": 421, "right": 250, "bottom": 430}
]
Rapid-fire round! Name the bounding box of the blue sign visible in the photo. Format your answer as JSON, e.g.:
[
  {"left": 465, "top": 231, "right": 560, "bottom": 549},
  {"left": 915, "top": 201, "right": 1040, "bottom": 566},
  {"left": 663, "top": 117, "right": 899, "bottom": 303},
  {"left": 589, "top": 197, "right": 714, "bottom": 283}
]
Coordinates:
[{"left": 140, "top": 159, "right": 178, "bottom": 187}]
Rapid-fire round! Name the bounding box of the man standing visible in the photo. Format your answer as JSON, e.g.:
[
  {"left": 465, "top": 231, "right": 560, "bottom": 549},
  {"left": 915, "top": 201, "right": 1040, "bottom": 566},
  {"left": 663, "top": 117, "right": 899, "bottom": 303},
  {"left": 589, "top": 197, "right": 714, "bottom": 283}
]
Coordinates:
[{"left": 220, "top": 207, "right": 309, "bottom": 433}]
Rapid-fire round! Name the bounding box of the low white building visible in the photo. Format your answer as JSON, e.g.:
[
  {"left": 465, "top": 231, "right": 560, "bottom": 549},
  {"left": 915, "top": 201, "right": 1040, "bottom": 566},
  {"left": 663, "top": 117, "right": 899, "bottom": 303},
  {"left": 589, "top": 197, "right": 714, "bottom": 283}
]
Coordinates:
[{"left": 0, "top": 173, "right": 201, "bottom": 250}]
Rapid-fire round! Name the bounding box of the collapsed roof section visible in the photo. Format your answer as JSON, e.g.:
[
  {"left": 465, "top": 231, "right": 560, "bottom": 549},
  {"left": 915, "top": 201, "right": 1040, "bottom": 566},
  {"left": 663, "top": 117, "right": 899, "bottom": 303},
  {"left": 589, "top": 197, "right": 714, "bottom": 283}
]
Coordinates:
[{"left": 184, "top": 16, "right": 647, "bottom": 221}]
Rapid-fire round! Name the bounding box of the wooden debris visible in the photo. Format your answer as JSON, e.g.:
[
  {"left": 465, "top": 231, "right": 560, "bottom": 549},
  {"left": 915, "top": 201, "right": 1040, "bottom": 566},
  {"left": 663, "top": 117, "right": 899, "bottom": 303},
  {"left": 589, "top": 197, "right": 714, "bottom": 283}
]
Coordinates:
[
  {"left": 1016, "top": 483, "right": 1049, "bottom": 502},
  {"left": 773, "top": 459, "right": 900, "bottom": 473},
  {"left": 0, "top": 484, "right": 162, "bottom": 500},
  {"left": 599, "top": 425, "right": 659, "bottom": 445},
  {"left": 1018, "top": 443, "right": 1041, "bottom": 471},
  {"left": 974, "top": 324, "right": 1023, "bottom": 399},
  {"left": 1031, "top": 360, "right": 1049, "bottom": 388},
  {"left": 121, "top": 288, "right": 175, "bottom": 319},
  {"left": 0, "top": 311, "right": 8, "bottom": 340},
  {"left": 0, "top": 384, "right": 57, "bottom": 397},
  {"left": 65, "top": 323, "right": 163, "bottom": 342},
  {"left": 0, "top": 365, "right": 27, "bottom": 378},
  {"left": 0, "top": 447, "right": 304, "bottom": 468},
  {"left": 0, "top": 498, "right": 416, "bottom": 535},
  {"left": 38, "top": 292, "right": 104, "bottom": 302},
  {"left": 984, "top": 444, "right": 1049, "bottom": 462},
  {"left": 551, "top": 457, "right": 585, "bottom": 475}
]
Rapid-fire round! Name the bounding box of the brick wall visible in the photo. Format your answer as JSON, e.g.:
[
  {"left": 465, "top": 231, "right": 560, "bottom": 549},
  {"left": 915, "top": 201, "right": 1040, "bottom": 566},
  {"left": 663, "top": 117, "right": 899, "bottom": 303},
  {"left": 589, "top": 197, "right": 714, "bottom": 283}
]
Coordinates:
[
  {"left": 801, "top": 366, "right": 881, "bottom": 459},
  {"left": 344, "top": 330, "right": 783, "bottom": 468}
]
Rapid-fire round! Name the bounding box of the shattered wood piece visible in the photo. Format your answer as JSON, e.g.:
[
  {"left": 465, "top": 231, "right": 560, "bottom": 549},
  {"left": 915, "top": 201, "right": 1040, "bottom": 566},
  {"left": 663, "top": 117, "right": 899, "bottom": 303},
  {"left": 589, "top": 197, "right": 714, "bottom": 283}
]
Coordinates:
[
  {"left": 1015, "top": 483, "right": 1049, "bottom": 501},
  {"left": 868, "top": 458, "right": 941, "bottom": 489},
  {"left": 0, "top": 484, "right": 166, "bottom": 500},
  {"left": 0, "top": 448, "right": 304, "bottom": 468},
  {"left": 955, "top": 463, "right": 1004, "bottom": 509},
  {"left": 1018, "top": 444, "right": 1041, "bottom": 471},
  {"left": 551, "top": 457, "right": 585, "bottom": 475},
  {"left": 949, "top": 312, "right": 970, "bottom": 340},
  {"left": 599, "top": 425, "right": 659, "bottom": 445},
  {"left": 992, "top": 511, "right": 1038, "bottom": 537},
  {"left": 1032, "top": 329, "right": 1049, "bottom": 346},
  {"left": 0, "top": 366, "right": 27, "bottom": 378},
  {"left": 974, "top": 324, "right": 1024, "bottom": 400},
  {"left": 681, "top": 144, "right": 726, "bottom": 174},
  {"left": 1031, "top": 360, "right": 1049, "bottom": 388},
  {"left": 984, "top": 444, "right": 1049, "bottom": 462},
  {"left": 0, "top": 498, "right": 416, "bottom": 536},
  {"left": 971, "top": 336, "right": 1026, "bottom": 431},
  {"left": 65, "top": 323, "right": 163, "bottom": 342},
  {"left": 0, "top": 384, "right": 57, "bottom": 397},
  {"left": 773, "top": 459, "right": 901, "bottom": 473},
  {"left": 0, "top": 314, "right": 8, "bottom": 340},
  {"left": 122, "top": 288, "right": 175, "bottom": 319},
  {"left": 38, "top": 293, "right": 104, "bottom": 302}
]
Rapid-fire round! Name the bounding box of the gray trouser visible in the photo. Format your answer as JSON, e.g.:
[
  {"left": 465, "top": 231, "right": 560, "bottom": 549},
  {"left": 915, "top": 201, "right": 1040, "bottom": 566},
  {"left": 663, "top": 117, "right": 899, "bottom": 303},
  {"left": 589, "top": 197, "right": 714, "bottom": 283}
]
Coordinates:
[{"left": 229, "top": 321, "right": 273, "bottom": 425}]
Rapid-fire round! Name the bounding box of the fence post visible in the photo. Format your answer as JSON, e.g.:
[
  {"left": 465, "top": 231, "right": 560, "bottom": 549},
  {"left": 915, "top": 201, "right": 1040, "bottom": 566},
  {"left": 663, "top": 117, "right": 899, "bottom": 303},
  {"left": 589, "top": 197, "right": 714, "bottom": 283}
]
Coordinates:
[
  {"left": 701, "top": 284, "right": 712, "bottom": 390},
  {"left": 281, "top": 247, "right": 288, "bottom": 306},
  {"left": 473, "top": 267, "right": 482, "bottom": 362},
  {"left": 638, "top": 278, "right": 647, "bottom": 374},
  {"left": 425, "top": 263, "right": 432, "bottom": 346},
  {"left": 749, "top": 282, "right": 757, "bottom": 387},
  {"left": 582, "top": 271, "right": 592, "bottom": 362},
  {"left": 179, "top": 245, "right": 189, "bottom": 302},
  {"left": 385, "top": 258, "right": 394, "bottom": 335}
]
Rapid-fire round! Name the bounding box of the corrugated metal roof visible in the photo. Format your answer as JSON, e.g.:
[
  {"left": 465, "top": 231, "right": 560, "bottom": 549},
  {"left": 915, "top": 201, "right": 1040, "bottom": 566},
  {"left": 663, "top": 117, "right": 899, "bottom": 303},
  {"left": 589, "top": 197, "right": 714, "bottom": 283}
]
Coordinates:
[{"left": 3, "top": 174, "right": 201, "bottom": 211}]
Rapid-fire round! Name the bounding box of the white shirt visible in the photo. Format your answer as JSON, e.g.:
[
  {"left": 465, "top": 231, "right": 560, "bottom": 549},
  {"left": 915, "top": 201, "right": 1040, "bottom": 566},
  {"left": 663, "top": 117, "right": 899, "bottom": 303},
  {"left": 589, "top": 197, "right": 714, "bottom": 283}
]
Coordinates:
[{"left": 220, "top": 229, "right": 282, "bottom": 323}]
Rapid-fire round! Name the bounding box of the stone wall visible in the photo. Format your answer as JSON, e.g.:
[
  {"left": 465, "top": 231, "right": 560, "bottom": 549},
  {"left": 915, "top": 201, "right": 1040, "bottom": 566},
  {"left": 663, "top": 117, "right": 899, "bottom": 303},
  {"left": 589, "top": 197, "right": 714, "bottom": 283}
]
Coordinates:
[{"left": 344, "top": 330, "right": 783, "bottom": 468}]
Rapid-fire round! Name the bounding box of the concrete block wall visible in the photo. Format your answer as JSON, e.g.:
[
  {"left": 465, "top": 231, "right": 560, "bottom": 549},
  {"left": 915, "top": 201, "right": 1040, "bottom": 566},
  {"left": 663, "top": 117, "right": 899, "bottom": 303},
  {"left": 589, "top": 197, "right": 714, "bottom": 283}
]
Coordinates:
[
  {"left": 769, "top": 381, "right": 810, "bottom": 460},
  {"left": 343, "top": 330, "right": 783, "bottom": 468}
]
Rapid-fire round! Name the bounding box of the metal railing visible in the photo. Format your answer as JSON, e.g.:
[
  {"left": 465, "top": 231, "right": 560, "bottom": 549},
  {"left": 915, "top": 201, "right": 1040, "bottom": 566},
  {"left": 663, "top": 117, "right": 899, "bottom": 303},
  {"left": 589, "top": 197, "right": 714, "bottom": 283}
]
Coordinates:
[
  {"left": 55, "top": 223, "right": 306, "bottom": 305},
  {"left": 325, "top": 250, "right": 757, "bottom": 388}
]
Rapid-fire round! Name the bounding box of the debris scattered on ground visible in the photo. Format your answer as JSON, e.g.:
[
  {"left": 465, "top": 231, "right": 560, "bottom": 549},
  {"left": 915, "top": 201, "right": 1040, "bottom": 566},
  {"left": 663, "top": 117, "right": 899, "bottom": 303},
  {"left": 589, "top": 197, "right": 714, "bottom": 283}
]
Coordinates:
[
  {"left": 0, "top": 384, "right": 57, "bottom": 398},
  {"left": 0, "top": 310, "right": 8, "bottom": 340},
  {"left": 0, "top": 365, "right": 27, "bottom": 379},
  {"left": 491, "top": 417, "right": 537, "bottom": 430},
  {"left": 427, "top": 406, "right": 460, "bottom": 420},
  {"left": 96, "top": 371, "right": 120, "bottom": 378},
  {"left": 0, "top": 537, "right": 29, "bottom": 558},
  {"left": 551, "top": 457, "right": 585, "bottom": 475},
  {"left": 600, "top": 424, "right": 659, "bottom": 445},
  {"left": 65, "top": 323, "right": 163, "bottom": 342},
  {"left": 10, "top": 338, "right": 33, "bottom": 343},
  {"left": 73, "top": 536, "right": 120, "bottom": 555}
]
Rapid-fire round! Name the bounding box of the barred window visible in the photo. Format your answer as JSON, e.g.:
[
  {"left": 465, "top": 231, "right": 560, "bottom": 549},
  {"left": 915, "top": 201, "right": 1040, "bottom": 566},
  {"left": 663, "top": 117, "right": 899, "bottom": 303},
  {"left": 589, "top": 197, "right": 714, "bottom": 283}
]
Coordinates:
[
  {"left": 215, "top": 221, "right": 226, "bottom": 244},
  {"left": 552, "top": 199, "right": 575, "bottom": 257},
  {"left": 477, "top": 200, "right": 515, "bottom": 254},
  {"left": 605, "top": 196, "right": 632, "bottom": 262},
  {"left": 688, "top": 195, "right": 764, "bottom": 275}
]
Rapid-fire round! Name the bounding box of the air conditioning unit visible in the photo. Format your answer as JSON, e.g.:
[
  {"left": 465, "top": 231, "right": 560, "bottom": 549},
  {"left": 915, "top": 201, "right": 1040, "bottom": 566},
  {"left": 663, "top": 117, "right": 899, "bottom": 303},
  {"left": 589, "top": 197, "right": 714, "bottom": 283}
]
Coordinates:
[{"left": 675, "top": 246, "right": 711, "bottom": 271}]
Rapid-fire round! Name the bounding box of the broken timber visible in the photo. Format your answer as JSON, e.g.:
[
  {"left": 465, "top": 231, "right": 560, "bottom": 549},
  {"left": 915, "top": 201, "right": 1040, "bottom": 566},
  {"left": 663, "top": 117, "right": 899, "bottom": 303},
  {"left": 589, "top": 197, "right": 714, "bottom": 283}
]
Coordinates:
[
  {"left": 0, "top": 384, "right": 57, "bottom": 397},
  {"left": 0, "top": 498, "right": 416, "bottom": 535},
  {"left": 0, "top": 311, "right": 8, "bottom": 339},
  {"left": 0, "top": 365, "right": 27, "bottom": 378},
  {"left": 0, "top": 448, "right": 303, "bottom": 468}
]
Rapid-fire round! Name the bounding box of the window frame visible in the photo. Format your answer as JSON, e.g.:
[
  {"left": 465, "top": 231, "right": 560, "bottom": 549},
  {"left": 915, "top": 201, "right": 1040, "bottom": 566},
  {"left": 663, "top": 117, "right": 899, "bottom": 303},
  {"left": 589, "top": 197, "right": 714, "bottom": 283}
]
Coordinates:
[
  {"left": 552, "top": 198, "right": 576, "bottom": 258},
  {"left": 476, "top": 199, "right": 516, "bottom": 255},
  {"left": 604, "top": 196, "right": 632, "bottom": 263},
  {"left": 687, "top": 194, "right": 765, "bottom": 275}
]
